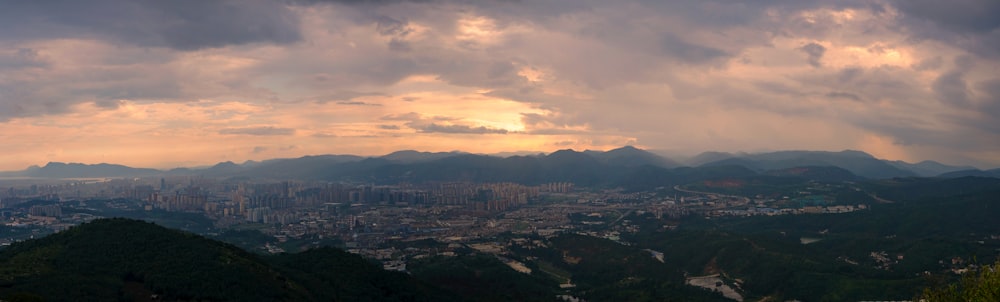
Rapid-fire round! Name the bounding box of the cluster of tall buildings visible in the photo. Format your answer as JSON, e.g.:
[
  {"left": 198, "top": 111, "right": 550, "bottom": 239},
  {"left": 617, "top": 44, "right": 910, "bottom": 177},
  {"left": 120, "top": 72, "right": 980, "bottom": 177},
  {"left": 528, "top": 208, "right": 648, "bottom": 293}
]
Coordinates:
[
  {"left": 28, "top": 204, "right": 62, "bottom": 217},
  {"left": 540, "top": 182, "right": 574, "bottom": 193},
  {"left": 149, "top": 187, "right": 209, "bottom": 211},
  {"left": 3, "top": 177, "right": 584, "bottom": 228},
  {"left": 432, "top": 182, "right": 539, "bottom": 212}
]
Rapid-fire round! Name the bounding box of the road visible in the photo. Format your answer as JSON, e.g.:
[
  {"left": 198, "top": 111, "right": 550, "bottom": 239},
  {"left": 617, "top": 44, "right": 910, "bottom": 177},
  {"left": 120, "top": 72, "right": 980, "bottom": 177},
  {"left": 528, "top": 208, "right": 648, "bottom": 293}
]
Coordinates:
[{"left": 672, "top": 185, "right": 750, "bottom": 203}]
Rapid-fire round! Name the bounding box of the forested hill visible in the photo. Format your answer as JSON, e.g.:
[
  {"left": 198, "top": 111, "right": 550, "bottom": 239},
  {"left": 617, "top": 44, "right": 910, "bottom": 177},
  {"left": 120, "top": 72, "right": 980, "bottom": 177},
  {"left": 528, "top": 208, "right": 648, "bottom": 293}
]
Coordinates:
[{"left": 0, "top": 218, "right": 455, "bottom": 302}]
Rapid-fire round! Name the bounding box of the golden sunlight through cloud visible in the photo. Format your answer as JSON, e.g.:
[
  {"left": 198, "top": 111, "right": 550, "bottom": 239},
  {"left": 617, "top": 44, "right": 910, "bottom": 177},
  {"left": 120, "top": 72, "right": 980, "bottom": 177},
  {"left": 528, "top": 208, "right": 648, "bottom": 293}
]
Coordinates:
[
  {"left": 857, "top": 134, "right": 913, "bottom": 163},
  {"left": 0, "top": 1, "right": 997, "bottom": 170}
]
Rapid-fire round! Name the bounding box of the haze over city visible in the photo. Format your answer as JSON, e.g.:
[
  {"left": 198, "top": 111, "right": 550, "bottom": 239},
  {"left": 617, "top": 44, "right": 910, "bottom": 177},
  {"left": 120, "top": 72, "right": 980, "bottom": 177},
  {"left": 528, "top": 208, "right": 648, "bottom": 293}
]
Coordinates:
[{"left": 1, "top": 0, "right": 998, "bottom": 170}]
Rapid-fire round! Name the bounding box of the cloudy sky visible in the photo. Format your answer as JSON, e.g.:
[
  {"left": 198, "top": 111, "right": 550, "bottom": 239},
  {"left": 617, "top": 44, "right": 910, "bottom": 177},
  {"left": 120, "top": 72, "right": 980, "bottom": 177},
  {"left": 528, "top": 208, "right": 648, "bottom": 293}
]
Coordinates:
[{"left": 1, "top": 0, "right": 998, "bottom": 170}]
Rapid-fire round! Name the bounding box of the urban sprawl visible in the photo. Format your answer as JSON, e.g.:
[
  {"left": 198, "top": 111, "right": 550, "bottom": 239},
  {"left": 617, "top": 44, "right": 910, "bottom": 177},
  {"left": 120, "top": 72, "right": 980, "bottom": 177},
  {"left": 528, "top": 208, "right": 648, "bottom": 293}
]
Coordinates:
[{"left": 1, "top": 177, "right": 869, "bottom": 273}]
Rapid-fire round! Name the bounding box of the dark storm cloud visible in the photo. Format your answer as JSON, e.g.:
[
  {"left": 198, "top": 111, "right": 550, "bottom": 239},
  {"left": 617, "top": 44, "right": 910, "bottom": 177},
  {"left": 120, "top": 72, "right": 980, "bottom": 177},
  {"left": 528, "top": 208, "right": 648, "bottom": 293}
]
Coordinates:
[
  {"left": 336, "top": 101, "right": 382, "bottom": 106},
  {"left": 891, "top": 0, "right": 1000, "bottom": 58},
  {"left": 0, "top": 100, "right": 34, "bottom": 121},
  {"left": 0, "top": 49, "right": 48, "bottom": 69},
  {"left": 0, "top": 56, "right": 188, "bottom": 122},
  {"left": 520, "top": 113, "right": 548, "bottom": 127},
  {"left": 373, "top": 16, "right": 416, "bottom": 52},
  {"left": 387, "top": 39, "right": 412, "bottom": 52},
  {"left": 524, "top": 128, "right": 588, "bottom": 135},
  {"left": 952, "top": 78, "right": 1000, "bottom": 134},
  {"left": 219, "top": 126, "right": 296, "bottom": 136},
  {"left": 753, "top": 81, "right": 808, "bottom": 98},
  {"left": 799, "top": 43, "right": 826, "bottom": 67},
  {"left": 381, "top": 112, "right": 422, "bottom": 121},
  {"left": 790, "top": 67, "right": 923, "bottom": 104},
  {"left": 893, "top": 0, "right": 1000, "bottom": 33},
  {"left": 825, "top": 92, "right": 863, "bottom": 102},
  {"left": 837, "top": 68, "right": 863, "bottom": 83},
  {"left": 912, "top": 56, "right": 944, "bottom": 71},
  {"left": 0, "top": 0, "right": 302, "bottom": 50},
  {"left": 299, "top": 0, "right": 996, "bottom": 159},
  {"left": 850, "top": 108, "right": 1000, "bottom": 155},
  {"left": 932, "top": 57, "right": 975, "bottom": 106},
  {"left": 288, "top": 0, "right": 436, "bottom": 4},
  {"left": 93, "top": 100, "right": 126, "bottom": 109},
  {"left": 379, "top": 112, "right": 508, "bottom": 134},
  {"left": 435, "top": 60, "right": 521, "bottom": 88},
  {"left": 375, "top": 16, "right": 412, "bottom": 36},
  {"left": 309, "top": 91, "right": 386, "bottom": 104},
  {"left": 660, "top": 33, "right": 730, "bottom": 64},
  {"left": 412, "top": 123, "right": 508, "bottom": 134},
  {"left": 0, "top": 48, "right": 55, "bottom": 121},
  {"left": 975, "top": 79, "right": 1000, "bottom": 130},
  {"left": 274, "top": 0, "right": 846, "bottom": 95},
  {"left": 518, "top": 113, "right": 588, "bottom": 135},
  {"left": 932, "top": 71, "right": 971, "bottom": 106}
]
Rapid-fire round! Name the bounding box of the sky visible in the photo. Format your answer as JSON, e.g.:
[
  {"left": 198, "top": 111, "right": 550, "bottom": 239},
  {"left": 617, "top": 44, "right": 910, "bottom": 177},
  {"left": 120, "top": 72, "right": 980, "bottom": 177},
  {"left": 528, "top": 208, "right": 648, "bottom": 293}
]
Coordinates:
[{"left": 0, "top": 0, "right": 998, "bottom": 170}]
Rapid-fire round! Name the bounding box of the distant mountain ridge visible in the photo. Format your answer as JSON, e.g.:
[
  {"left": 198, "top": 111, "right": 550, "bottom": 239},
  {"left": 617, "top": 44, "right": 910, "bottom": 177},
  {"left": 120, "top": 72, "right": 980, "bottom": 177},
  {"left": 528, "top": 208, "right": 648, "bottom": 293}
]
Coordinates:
[
  {"left": 588, "top": 146, "right": 681, "bottom": 168},
  {"left": 381, "top": 150, "right": 468, "bottom": 163},
  {"left": 685, "top": 151, "right": 744, "bottom": 166},
  {"left": 763, "top": 166, "right": 860, "bottom": 182},
  {"left": 697, "top": 150, "right": 911, "bottom": 179},
  {"left": 23, "top": 162, "right": 162, "bottom": 178},
  {"left": 694, "top": 150, "right": 976, "bottom": 179},
  {"left": 937, "top": 168, "right": 1000, "bottom": 179},
  {"left": 885, "top": 160, "right": 977, "bottom": 177},
  {"left": 0, "top": 148, "right": 991, "bottom": 181}
]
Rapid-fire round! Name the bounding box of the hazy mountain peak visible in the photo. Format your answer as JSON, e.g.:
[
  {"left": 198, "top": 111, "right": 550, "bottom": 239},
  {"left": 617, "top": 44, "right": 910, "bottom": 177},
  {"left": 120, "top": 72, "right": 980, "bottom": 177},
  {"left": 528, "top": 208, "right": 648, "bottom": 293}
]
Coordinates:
[
  {"left": 23, "top": 162, "right": 161, "bottom": 178},
  {"left": 43, "top": 161, "right": 70, "bottom": 167},
  {"left": 545, "top": 149, "right": 589, "bottom": 161},
  {"left": 487, "top": 150, "right": 546, "bottom": 158},
  {"left": 545, "top": 149, "right": 597, "bottom": 163},
  {"left": 213, "top": 161, "right": 238, "bottom": 168},
  {"left": 550, "top": 148, "right": 579, "bottom": 154},
  {"left": 384, "top": 149, "right": 421, "bottom": 155},
  {"left": 700, "top": 149, "right": 914, "bottom": 179},
  {"left": 599, "top": 145, "right": 680, "bottom": 168},
  {"left": 381, "top": 150, "right": 466, "bottom": 163},
  {"left": 610, "top": 145, "right": 640, "bottom": 151},
  {"left": 837, "top": 149, "right": 875, "bottom": 158},
  {"left": 937, "top": 169, "right": 1000, "bottom": 179},
  {"left": 885, "top": 159, "right": 976, "bottom": 177},
  {"left": 688, "top": 151, "right": 738, "bottom": 166}
]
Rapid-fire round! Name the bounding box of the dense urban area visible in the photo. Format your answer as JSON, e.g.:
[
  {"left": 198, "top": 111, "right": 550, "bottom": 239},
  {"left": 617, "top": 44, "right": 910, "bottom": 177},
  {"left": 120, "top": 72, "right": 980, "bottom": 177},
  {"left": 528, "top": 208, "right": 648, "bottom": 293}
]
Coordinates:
[
  {"left": 1, "top": 176, "right": 869, "bottom": 244},
  {"left": 1, "top": 148, "right": 998, "bottom": 301},
  {"left": 0, "top": 175, "right": 933, "bottom": 299}
]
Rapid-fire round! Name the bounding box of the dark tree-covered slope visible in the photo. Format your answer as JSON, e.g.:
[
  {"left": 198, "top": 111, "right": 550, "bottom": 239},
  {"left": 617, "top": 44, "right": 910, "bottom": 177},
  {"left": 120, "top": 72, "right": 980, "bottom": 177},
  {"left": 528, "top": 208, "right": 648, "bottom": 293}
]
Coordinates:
[{"left": 0, "top": 218, "right": 456, "bottom": 302}]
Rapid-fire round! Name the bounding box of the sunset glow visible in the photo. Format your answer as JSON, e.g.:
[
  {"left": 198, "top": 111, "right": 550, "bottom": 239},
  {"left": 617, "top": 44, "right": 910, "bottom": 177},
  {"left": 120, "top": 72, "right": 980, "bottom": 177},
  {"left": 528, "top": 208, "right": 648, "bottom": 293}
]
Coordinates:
[{"left": 0, "top": 0, "right": 998, "bottom": 170}]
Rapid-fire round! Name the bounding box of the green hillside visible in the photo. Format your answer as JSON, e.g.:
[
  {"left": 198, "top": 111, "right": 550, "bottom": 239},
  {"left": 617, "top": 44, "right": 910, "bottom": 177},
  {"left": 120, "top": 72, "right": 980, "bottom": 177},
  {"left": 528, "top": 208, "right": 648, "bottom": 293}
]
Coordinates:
[{"left": 0, "top": 218, "right": 454, "bottom": 302}]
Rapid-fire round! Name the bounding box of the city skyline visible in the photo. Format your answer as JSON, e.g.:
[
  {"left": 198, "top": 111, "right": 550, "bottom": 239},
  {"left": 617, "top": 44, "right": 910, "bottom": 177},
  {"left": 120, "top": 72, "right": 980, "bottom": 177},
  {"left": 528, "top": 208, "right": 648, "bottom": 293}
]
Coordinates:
[{"left": 1, "top": 0, "right": 998, "bottom": 170}]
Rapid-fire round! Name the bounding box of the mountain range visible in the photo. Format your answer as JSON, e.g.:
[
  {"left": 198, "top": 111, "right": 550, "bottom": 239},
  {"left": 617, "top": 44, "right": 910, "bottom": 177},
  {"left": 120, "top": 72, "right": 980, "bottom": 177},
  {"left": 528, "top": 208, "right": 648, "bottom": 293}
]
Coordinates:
[{"left": 0, "top": 147, "right": 991, "bottom": 182}]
